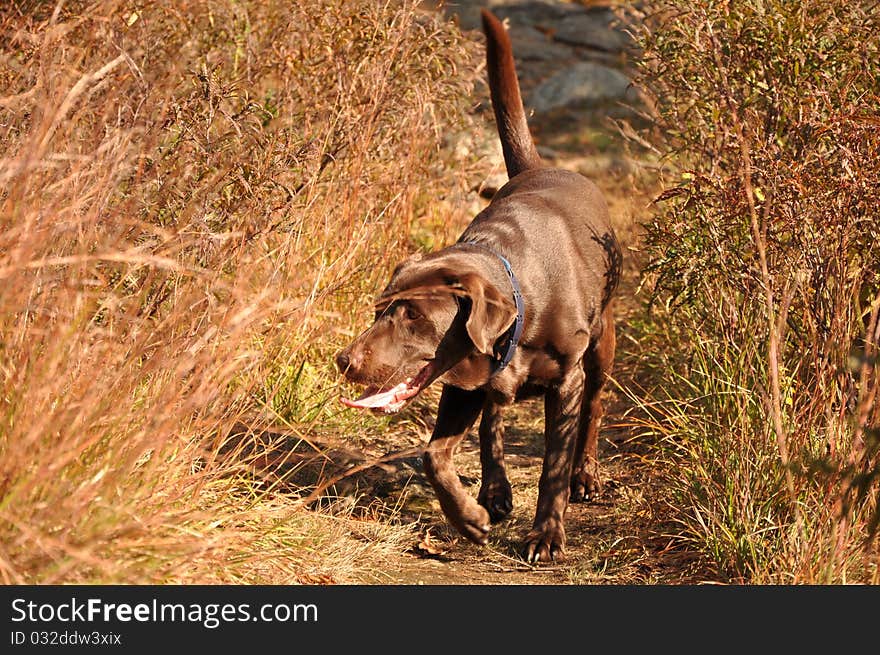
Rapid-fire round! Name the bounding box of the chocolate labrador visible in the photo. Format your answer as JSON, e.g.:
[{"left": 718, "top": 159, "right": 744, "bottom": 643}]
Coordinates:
[{"left": 336, "top": 9, "right": 621, "bottom": 562}]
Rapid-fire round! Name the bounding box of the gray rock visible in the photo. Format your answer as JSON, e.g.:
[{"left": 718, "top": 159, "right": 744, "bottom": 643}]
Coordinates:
[
  {"left": 551, "top": 12, "right": 632, "bottom": 52},
  {"left": 528, "top": 62, "right": 633, "bottom": 112},
  {"left": 508, "top": 25, "right": 574, "bottom": 61},
  {"left": 492, "top": 0, "right": 582, "bottom": 26}
]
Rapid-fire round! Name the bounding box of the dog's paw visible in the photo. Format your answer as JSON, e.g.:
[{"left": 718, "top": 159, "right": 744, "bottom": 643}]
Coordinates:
[
  {"left": 478, "top": 475, "right": 513, "bottom": 523},
  {"left": 447, "top": 498, "right": 492, "bottom": 545},
  {"left": 523, "top": 523, "right": 565, "bottom": 563},
  {"left": 569, "top": 469, "right": 603, "bottom": 503}
]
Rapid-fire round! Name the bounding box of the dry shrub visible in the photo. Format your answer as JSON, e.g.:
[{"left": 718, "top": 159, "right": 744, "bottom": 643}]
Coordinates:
[
  {"left": 0, "top": 0, "right": 477, "bottom": 582},
  {"left": 628, "top": 0, "right": 880, "bottom": 581}
]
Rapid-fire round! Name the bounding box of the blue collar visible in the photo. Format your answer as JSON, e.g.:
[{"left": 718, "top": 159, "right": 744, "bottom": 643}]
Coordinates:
[{"left": 462, "top": 241, "right": 525, "bottom": 374}]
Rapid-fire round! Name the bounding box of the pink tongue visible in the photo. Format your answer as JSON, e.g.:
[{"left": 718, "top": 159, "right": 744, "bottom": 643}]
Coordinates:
[{"left": 341, "top": 381, "right": 410, "bottom": 412}]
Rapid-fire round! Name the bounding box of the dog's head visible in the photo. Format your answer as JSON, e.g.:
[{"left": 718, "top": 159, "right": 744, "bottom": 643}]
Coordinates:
[{"left": 336, "top": 251, "right": 516, "bottom": 413}]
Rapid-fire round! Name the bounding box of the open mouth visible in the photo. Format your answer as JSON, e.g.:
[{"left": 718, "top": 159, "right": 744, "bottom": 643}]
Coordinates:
[{"left": 340, "top": 360, "right": 436, "bottom": 414}]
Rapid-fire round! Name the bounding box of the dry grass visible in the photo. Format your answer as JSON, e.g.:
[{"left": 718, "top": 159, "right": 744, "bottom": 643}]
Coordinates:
[
  {"left": 0, "top": 0, "right": 479, "bottom": 583},
  {"left": 622, "top": 0, "right": 880, "bottom": 583}
]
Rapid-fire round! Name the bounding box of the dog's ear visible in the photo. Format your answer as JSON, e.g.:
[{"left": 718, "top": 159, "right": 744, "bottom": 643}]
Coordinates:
[
  {"left": 388, "top": 252, "right": 424, "bottom": 280},
  {"left": 458, "top": 273, "right": 517, "bottom": 355},
  {"left": 378, "top": 261, "right": 516, "bottom": 354}
]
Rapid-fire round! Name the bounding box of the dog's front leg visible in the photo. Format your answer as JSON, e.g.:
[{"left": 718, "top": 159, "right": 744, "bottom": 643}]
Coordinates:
[
  {"left": 525, "top": 366, "right": 585, "bottom": 562},
  {"left": 477, "top": 400, "right": 513, "bottom": 522},
  {"left": 423, "top": 384, "right": 491, "bottom": 544}
]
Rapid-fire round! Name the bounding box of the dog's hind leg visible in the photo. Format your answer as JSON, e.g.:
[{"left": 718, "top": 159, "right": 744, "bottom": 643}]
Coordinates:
[
  {"left": 423, "top": 385, "right": 492, "bottom": 544},
  {"left": 570, "top": 307, "right": 616, "bottom": 502},
  {"left": 477, "top": 400, "right": 513, "bottom": 522}
]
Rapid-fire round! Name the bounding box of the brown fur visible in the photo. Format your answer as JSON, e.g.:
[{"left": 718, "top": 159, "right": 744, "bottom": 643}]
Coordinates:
[{"left": 336, "top": 9, "right": 621, "bottom": 562}]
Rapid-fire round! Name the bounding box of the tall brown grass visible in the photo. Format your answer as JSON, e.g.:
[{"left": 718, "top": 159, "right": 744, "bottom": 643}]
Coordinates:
[
  {"left": 626, "top": 0, "right": 880, "bottom": 582},
  {"left": 0, "top": 0, "right": 478, "bottom": 583}
]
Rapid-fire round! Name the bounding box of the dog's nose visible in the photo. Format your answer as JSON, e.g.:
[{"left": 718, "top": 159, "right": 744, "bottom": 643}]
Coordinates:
[
  {"left": 336, "top": 349, "right": 365, "bottom": 375},
  {"left": 337, "top": 347, "right": 366, "bottom": 376}
]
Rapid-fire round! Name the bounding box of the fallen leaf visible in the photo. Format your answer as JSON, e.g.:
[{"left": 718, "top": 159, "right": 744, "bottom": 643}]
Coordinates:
[{"left": 414, "top": 529, "right": 455, "bottom": 557}]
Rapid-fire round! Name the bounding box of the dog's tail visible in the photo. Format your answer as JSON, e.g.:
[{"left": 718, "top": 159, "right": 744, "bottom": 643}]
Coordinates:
[{"left": 481, "top": 9, "right": 543, "bottom": 178}]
